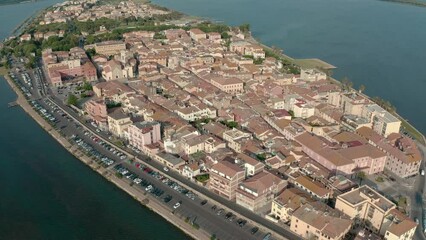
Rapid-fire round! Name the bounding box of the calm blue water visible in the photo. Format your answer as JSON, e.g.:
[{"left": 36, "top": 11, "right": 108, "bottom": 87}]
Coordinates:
[
  {"left": 0, "top": 1, "right": 190, "bottom": 239},
  {"left": 152, "top": 0, "right": 426, "bottom": 135}
]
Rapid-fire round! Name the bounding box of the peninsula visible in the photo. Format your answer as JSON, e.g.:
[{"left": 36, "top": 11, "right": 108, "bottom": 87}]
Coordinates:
[{"left": 1, "top": 0, "right": 425, "bottom": 239}]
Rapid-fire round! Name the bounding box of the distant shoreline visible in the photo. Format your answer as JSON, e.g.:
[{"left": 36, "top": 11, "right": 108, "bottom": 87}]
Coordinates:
[
  {"left": 0, "top": 0, "right": 38, "bottom": 7},
  {"left": 379, "top": 0, "right": 426, "bottom": 7}
]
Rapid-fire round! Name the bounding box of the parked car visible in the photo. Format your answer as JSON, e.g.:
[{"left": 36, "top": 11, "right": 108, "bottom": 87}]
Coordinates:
[{"left": 173, "top": 201, "right": 182, "bottom": 209}]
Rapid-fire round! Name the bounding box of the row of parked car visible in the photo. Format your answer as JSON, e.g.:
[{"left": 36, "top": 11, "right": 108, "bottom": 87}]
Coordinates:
[
  {"left": 9, "top": 72, "right": 32, "bottom": 97},
  {"left": 83, "top": 131, "right": 127, "bottom": 160},
  {"left": 113, "top": 164, "right": 166, "bottom": 199},
  {"left": 130, "top": 160, "right": 198, "bottom": 201},
  {"left": 30, "top": 100, "right": 57, "bottom": 123},
  {"left": 71, "top": 136, "right": 115, "bottom": 167}
]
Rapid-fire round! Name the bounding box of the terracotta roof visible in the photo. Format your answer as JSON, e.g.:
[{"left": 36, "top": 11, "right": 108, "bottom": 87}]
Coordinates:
[
  {"left": 292, "top": 203, "right": 352, "bottom": 239},
  {"left": 294, "top": 175, "right": 331, "bottom": 198},
  {"left": 211, "top": 160, "right": 244, "bottom": 178}
]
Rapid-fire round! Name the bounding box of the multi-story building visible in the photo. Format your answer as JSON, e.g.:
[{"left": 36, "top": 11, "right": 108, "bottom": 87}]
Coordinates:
[
  {"left": 293, "top": 102, "right": 315, "bottom": 119},
  {"left": 174, "top": 105, "right": 217, "bottom": 121},
  {"left": 382, "top": 209, "right": 417, "bottom": 240},
  {"left": 236, "top": 171, "right": 287, "bottom": 213},
  {"left": 222, "top": 128, "right": 251, "bottom": 153},
  {"left": 235, "top": 153, "right": 264, "bottom": 177},
  {"left": 102, "top": 59, "right": 135, "bottom": 81},
  {"left": 188, "top": 28, "right": 206, "bottom": 42},
  {"left": 42, "top": 47, "right": 97, "bottom": 86},
  {"left": 271, "top": 188, "right": 316, "bottom": 223},
  {"left": 340, "top": 93, "right": 368, "bottom": 116},
  {"left": 84, "top": 98, "right": 108, "bottom": 129},
  {"left": 335, "top": 185, "right": 396, "bottom": 233},
  {"left": 290, "top": 203, "right": 352, "bottom": 240},
  {"left": 336, "top": 186, "right": 417, "bottom": 239},
  {"left": 94, "top": 41, "right": 126, "bottom": 56},
  {"left": 357, "top": 127, "right": 422, "bottom": 178},
  {"left": 211, "top": 77, "right": 244, "bottom": 94},
  {"left": 93, "top": 80, "right": 135, "bottom": 103},
  {"left": 300, "top": 68, "right": 327, "bottom": 82},
  {"left": 295, "top": 132, "right": 387, "bottom": 176},
  {"left": 362, "top": 104, "right": 401, "bottom": 137},
  {"left": 107, "top": 108, "right": 132, "bottom": 138},
  {"left": 293, "top": 175, "right": 332, "bottom": 200},
  {"left": 127, "top": 121, "right": 161, "bottom": 151},
  {"left": 209, "top": 160, "right": 245, "bottom": 200}
]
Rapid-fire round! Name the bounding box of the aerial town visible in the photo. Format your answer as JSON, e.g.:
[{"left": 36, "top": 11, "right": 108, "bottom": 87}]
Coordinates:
[
  {"left": 40, "top": 0, "right": 169, "bottom": 25},
  {"left": 2, "top": 0, "right": 424, "bottom": 239}
]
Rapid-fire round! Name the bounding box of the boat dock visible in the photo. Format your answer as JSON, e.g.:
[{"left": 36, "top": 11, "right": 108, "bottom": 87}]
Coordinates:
[{"left": 8, "top": 101, "right": 18, "bottom": 108}]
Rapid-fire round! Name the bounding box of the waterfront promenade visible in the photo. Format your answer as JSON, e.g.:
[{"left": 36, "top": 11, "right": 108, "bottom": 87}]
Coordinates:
[{"left": 2, "top": 75, "right": 210, "bottom": 240}]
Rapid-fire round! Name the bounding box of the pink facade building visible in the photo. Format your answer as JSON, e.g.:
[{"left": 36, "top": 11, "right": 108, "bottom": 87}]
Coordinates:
[
  {"left": 295, "top": 132, "right": 386, "bottom": 176},
  {"left": 127, "top": 121, "right": 161, "bottom": 151},
  {"left": 42, "top": 47, "right": 97, "bottom": 86},
  {"left": 84, "top": 98, "right": 108, "bottom": 129}
]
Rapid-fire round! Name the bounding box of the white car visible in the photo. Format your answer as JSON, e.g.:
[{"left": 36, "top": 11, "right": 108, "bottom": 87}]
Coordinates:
[
  {"left": 421, "top": 169, "right": 425, "bottom": 176},
  {"left": 173, "top": 201, "right": 181, "bottom": 209},
  {"left": 163, "top": 167, "right": 169, "bottom": 172}
]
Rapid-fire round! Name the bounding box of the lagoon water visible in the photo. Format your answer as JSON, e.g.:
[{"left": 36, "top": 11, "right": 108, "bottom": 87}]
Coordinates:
[
  {"left": 153, "top": 0, "right": 426, "bottom": 135},
  {"left": 0, "top": 1, "right": 190, "bottom": 239}
]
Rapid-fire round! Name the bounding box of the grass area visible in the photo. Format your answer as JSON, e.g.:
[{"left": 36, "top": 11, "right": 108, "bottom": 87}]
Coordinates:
[
  {"left": 0, "top": 67, "right": 7, "bottom": 76},
  {"left": 375, "top": 176, "right": 385, "bottom": 182},
  {"left": 294, "top": 58, "right": 336, "bottom": 70},
  {"left": 400, "top": 118, "right": 425, "bottom": 145},
  {"left": 195, "top": 174, "right": 209, "bottom": 183}
]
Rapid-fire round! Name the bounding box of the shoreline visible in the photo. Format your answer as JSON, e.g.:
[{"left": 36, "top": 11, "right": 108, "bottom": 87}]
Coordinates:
[{"left": 1, "top": 74, "right": 207, "bottom": 240}]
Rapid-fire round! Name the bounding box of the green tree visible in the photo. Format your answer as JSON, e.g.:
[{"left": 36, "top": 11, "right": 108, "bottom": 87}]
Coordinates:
[
  {"left": 359, "top": 84, "right": 366, "bottom": 93},
  {"left": 239, "top": 23, "right": 250, "bottom": 33},
  {"left": 341, "top": 77, "right": 353, "bottom": 91},
  {"left": 82, "top": 81, "right": 93, "bottom": 91},
  {"left": 356, "top": 171, "right": 366, "bottom": 185},
  {"left": 67, "top": 93, "right": 78, "bottom": 106}
]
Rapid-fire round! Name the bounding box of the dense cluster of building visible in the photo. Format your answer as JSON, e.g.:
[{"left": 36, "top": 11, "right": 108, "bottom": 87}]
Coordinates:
[
  {"left": 40, "top": 0, "right": 169, "bottom": 25},
  {"left": 42, "top": 47, "right": 97, "bottom": 86},
  {"left": 40, "top": 21, "right": 422, "bottom": 239}
]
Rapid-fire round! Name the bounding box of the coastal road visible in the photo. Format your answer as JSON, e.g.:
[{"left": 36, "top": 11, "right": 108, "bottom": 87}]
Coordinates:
[
  {"left": 29, "top": 60, "right": 298, "bottom": 239},
  {"left": 413, "top": 143, "right": 426, "bottom": 240},
  {"left": 35, "top": 97, "right": 276, "bottom": 240},
  {"left": 44, "top": 94, "right": 298, "bottom": 240}
]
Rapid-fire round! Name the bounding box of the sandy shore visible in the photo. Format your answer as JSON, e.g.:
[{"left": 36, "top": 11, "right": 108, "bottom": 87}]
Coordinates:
[{"left": 3, "top": 74, "right": 209, "bottom": 240}]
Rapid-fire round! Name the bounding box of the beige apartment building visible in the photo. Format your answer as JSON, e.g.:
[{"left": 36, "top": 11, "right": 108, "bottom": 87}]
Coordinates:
[
  {"left": 362, "top": 104, "right": 401, "bottom": 137},
  {"left": 382, "top": 209, "right": 417, "bottom": 240},
  {"left": 235, "top": 171, "right": 287, "bottom": 214},
  {"left": 94, "top": 41, "right": 126, "bottom": 56},
  {"left": 211, "top": 77, "right": 244, "bottom": 94},
  {"left": 336, "top": 185, "right": 395, "bottom": 233},
  {"left": 107, "top": 108, "right": 132, "bottom": 138},
  {"left": 222, "top": 128, "right": 251, "bottom": 153},
  {"left": 271, "top": 188, "right": 316, "bottom": 223},
  {"left": 335, "top": 185, "right": 416, "bottom": 239},
  {"left": 209, "top": 160, "right": 245, "bottom": 200},
  {"left": 340, "top": 93, "right": 369, "bottom": 116},
  {"left": 290, "top": 203, "right": 352, "bottom": 240}
]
